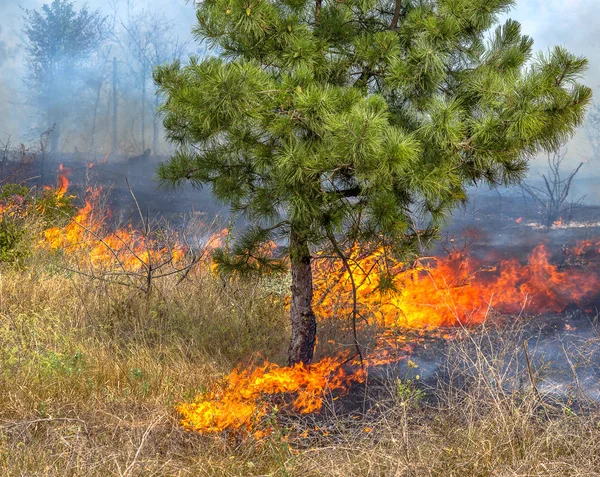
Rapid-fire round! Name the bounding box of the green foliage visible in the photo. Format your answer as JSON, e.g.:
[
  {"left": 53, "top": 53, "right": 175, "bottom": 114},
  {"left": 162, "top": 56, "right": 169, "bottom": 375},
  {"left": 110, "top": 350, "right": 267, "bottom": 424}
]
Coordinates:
[
  {"left": 39, "top": 350, "right": 87, "bottom": 378},
  {"left": 155, "top": 0, "right": 591, "bottom": 272},
  {"left": 0, "top": 183, "right": 75, "bottom": 264},
  {"left": 0, "top": 217, "right": 27, "bottom": 263},
  {"left": 0, "top": 184, "right": 29, "bottom": 199},
  {"left": 395, "top": 378, "right": 425, "bottom": 408},
  {"left": 35, "top": 187, "right": 76, "bottom": 225}
]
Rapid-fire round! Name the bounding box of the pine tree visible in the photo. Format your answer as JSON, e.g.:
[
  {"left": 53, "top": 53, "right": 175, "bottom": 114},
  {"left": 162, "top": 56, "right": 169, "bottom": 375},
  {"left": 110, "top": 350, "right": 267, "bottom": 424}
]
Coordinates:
[{"left": 154, "top": 0, "right": 591, "bottom": 365}]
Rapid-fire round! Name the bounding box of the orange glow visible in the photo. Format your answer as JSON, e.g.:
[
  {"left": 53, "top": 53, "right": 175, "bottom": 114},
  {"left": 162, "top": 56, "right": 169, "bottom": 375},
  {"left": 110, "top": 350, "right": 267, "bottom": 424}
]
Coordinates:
[
  {"left": 177, "top": 353, "right": 365, "bottom": 435},
  {"left": 51, "top": 164, "right": 71, "bottom": 198},
  {"left": 312, "top": 243, "right": 600, "bottom": 329},
  {"left": 570, "top": 240, "right": 600, "bottom": 256},
  {"left": 205, "top": 228, "right": 228, "bottom": 251},
  {"left": 41, "top": 187, "right": 186, "bottom": 271},
  {"left": 168, "top": 226, "right": 598, "bottom": 336},
  {"left": 19, "top": 179, "right": 600, "bottom": 438},
  {"left": 178, "top": 238, "right": 599, "bottom": 437}
]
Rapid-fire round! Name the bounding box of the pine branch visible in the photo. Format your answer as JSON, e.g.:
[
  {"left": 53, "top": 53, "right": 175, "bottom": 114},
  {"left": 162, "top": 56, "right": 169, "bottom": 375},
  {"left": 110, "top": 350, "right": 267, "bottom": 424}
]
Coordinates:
[{"left": 391, "top": 0, "right": 402, "bottom": 30}]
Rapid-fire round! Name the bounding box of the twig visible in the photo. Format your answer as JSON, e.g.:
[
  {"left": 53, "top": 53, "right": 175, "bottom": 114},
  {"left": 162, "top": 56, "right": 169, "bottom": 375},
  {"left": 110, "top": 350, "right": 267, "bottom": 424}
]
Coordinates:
[
  {"left": 325, "top": 228, "right": 364, "bottom": 366},
  {"left": 121, "top": 416, "right": 164, "bottom": 477}
]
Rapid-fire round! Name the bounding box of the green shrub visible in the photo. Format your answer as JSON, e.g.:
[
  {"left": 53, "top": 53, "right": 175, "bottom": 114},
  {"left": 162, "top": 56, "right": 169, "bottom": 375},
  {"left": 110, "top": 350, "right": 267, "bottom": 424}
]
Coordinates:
[
  {"left": 0, "top": 215, "right": 28, "bottom": 263},
  {"left": 0, "top": 183, "right": 75, "bottom": 264}
]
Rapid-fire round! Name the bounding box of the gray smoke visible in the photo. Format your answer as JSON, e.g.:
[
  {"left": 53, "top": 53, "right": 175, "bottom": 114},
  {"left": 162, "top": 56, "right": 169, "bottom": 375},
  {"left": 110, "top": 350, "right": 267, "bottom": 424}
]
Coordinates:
[{"left": 0, "top": 0, "right": 599, "bottom": 192}]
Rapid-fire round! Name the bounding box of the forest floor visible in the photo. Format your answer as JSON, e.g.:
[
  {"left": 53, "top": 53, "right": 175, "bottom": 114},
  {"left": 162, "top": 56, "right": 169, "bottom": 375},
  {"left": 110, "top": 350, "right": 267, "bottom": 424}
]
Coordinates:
[
  {"left": 1, "top": 256, "right": 600, "bottom": 476},
  {"left": 1, "top": 178, "right": 600, "bottom": 476}
]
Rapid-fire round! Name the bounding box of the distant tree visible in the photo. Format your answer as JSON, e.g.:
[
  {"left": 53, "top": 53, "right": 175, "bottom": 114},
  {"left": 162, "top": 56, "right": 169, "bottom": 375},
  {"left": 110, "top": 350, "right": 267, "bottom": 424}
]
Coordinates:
[
  {"left": 22, "top": 0, "right": 109, "bottom": 152},
  {"left": 521, "top": 147, "right": 584, "bottom": 228},
  {"left": 118, "top": 8, "right": 188, "bottom": 155},
  {"left": 155, "top": 0, "right": 591, "bottom": 365}
]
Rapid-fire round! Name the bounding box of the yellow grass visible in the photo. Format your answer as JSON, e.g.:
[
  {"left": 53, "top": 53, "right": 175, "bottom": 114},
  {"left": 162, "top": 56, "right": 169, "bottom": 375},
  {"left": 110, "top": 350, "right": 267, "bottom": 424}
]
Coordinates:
[{"left": 1, "top": 234, "right": 599, "bottom": 476}]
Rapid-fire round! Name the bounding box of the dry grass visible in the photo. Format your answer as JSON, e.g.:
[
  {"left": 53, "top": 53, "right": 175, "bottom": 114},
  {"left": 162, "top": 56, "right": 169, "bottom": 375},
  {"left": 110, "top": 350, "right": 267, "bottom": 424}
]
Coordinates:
[
  {"left": 1, "top": 243, "right": 600, "bottom": 476},
  {"left": 289, "top": 322, "right": 600, "bottom": 477}
]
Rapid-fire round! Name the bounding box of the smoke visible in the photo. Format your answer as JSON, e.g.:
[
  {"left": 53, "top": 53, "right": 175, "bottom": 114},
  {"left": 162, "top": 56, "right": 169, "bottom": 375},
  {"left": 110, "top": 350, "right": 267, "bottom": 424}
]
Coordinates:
[
  {"left": 0, "top": 0, "right": 198, "bottom": 152},
  {"left": 0, "top": 26, "right": 18, "bottom": 67},
  {"left": 0, "top": 0, "right": 599, "bottom": 189}
]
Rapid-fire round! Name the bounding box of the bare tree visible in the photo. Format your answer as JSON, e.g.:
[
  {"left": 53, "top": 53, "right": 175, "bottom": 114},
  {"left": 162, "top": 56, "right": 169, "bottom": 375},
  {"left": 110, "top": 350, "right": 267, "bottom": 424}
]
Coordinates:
[
  {"left": 521, "top": 148, "right": 584, "bottom": 228},
  {"left": 117, "top": 6, "right": 188, "bottom": 155}
]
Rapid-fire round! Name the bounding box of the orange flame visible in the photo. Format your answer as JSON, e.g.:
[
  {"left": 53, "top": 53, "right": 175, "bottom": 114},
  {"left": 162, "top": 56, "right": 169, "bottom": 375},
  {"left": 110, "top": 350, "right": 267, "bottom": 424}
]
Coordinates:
[
  {"left": 571, "top": 240, "right": 600, "bottom": 256},
  {"left": 313, "top": 243, "right": 600, "bottom": 329},
  {"left": 28, "top": 180, "right": 600, "bottom": 438},
  {"left": 41, "top": 188, "right": 186, "bottom": 271},
  {"left": 177, "top": 353, "right": 365, "bottom": 435},
  {"left": 56, "top": 164, "right": 70, "bottom": 198},
  {"left": 178, "top": 238, "right": 600, "bottom": 438}
]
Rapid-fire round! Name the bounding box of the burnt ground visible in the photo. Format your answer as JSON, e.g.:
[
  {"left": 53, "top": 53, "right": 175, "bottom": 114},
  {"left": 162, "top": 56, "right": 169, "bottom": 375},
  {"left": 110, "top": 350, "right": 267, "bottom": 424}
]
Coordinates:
[
  {"left": 3, "top": 151, "right": 600, "bottom": 440},
  {"left": 327, "top": 309, "right": 600, "bottom": 426}
]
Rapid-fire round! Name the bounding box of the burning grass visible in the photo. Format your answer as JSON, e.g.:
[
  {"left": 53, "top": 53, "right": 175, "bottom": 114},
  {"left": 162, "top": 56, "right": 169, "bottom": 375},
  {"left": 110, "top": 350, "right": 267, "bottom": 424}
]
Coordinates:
[
  {"left": 177, "top": 354, "right": 365, "bottom": 437},
  {"left": 41, "top": 186, "right": 187, "bottom": 273},
  {"left": 1, "top": 180, "right": 600, "bottom": 475},
  {"left": 313, "top": 242, "right": 600, "bottom": 329}
]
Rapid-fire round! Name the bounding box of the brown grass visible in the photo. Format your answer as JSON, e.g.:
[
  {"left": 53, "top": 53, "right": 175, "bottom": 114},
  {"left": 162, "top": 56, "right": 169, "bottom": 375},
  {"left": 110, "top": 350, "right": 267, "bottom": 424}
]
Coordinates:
[{"left": 1, "top": 240, "right": 600, "bottom": 476}]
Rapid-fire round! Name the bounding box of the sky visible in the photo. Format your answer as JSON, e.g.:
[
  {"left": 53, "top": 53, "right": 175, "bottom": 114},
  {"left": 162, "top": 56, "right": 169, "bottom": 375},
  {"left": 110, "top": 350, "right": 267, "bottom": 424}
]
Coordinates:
[
  {"left": 0, "top": 0, "right": 599, "bottom": 163},
  {"left": 0, "top": 0, "right": 197, "bottom": 73}
]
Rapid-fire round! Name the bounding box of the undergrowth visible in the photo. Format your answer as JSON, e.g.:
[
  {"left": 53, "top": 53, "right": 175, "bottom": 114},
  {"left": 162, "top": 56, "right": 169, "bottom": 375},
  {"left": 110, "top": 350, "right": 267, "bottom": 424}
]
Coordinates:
[{"left": 0, "top": 190, "right": 599, "bottom": 476}]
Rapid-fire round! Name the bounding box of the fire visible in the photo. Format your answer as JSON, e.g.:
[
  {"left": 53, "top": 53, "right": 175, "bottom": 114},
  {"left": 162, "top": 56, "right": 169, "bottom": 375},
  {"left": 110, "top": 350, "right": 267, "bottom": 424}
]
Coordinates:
[
  {"left": 56, "top": 164, "right": 70, "bottom": 198},
  {"left": 41, "top": 187, "right": 185, "bottom": 271},
  {"left": 177, "top": 353, "right": 365, "bottom": 436},
  {"left": 313, "top": 243, "right": 600, "bottom": 329},
  {"left": 205, "top": 228, "right": 228, "bottom": 251},
  {"left": 178, "top": 237, "right": 600, "bottom": 438},
  {"left": 18, "top": 175, "right": 600, "bottom": 438},
  {"left": 571, "top": 240, "right": 600, "bottom": 256}
]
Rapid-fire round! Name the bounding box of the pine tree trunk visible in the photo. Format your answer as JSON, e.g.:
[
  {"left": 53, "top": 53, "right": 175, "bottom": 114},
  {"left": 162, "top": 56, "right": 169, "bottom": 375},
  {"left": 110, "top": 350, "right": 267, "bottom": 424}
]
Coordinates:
[{"left": 288, "top": 227, "right": 317, "bottom": 366}]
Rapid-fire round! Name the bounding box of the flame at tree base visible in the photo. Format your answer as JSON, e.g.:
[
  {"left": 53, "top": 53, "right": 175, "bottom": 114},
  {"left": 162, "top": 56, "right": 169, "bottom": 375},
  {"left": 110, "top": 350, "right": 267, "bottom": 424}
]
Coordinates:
[
  {"left": 177, "top": 354, "right": 366, "bottom": 437},
  {"left": 178, "top": 238, "right": 600, "bottom": 438}
]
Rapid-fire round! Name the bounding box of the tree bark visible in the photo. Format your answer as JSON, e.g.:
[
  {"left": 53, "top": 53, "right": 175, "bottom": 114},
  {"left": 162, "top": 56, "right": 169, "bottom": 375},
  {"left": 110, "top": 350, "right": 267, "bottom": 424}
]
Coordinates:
[{"left": 288, "top": 226, "right": 317, "bottom": 365}]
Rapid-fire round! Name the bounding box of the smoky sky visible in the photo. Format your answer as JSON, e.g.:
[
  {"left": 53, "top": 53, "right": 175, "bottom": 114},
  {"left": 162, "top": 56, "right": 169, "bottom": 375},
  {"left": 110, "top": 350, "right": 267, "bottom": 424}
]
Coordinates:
[{"left": 0, "top": 0, "right": 599, "bottom": 170}]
